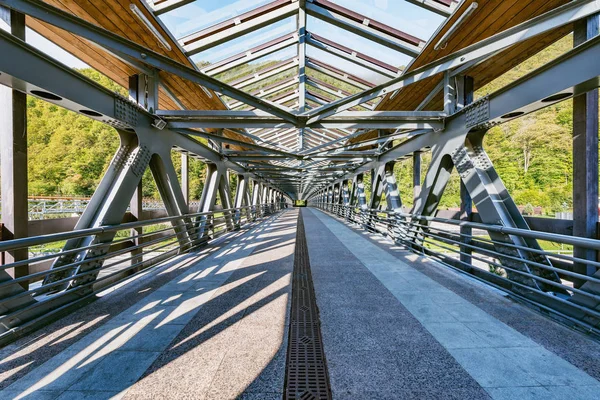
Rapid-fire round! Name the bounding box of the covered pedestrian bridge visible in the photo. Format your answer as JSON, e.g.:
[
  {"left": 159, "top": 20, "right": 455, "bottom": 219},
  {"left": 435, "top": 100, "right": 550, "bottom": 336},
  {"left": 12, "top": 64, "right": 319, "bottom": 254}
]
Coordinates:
[{"left": 1, "top": 1, "right": 600, "bottom": 399}]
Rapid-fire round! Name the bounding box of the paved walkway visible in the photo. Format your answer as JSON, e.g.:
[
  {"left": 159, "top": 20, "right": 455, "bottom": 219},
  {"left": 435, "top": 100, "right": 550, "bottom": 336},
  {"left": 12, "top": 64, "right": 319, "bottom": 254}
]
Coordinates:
[
  {"left": 0, "top": 210, "right": 298, "bottom": 400},
  {"left": 0, "top": 207, "right": 599, "bottom": 399},
  {"left": 305, "top": 208, "right": 600, "bottom": 399}
]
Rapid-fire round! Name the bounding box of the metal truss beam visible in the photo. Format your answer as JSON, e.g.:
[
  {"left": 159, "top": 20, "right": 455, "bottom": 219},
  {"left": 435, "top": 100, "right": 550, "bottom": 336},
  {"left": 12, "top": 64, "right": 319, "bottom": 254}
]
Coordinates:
[
  {"left": 411, "top": 127, "right": 564, "bottom": 295},
  {"left": 0, "top": 30, "right": 268, "bottom": 175},
  {"left": 176, "top": 128, "right": 301, "bottom": 159},
  {"left": 334, "top": 34, "right": 600, "bottom": 186},
  {"left": 159, "top": 110, "right": 445, "bottom": 130},
  {"left": 0, "top": 0, "right": 297, "bottom": 123},
  {"left": 306, "top": 0, "right": 424, "bottom": 57},
  {"left": 151, "top": 0, "right": 195, "bottom": 15},
  {"left": 308, "top": 111, "right": 445, "bottom": 130},
  {"left": 180, "top": 0, "right": 299, "bottom": 55},
  {"left": 304, "top": 0, "right": 600, "bottom": 122}
]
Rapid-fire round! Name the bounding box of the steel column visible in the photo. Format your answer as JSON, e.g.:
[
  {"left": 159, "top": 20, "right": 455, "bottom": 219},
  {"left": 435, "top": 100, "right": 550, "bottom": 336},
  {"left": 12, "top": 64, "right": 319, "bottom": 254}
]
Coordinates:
[
  {"left": 458, "top": 75, "right": 474, "bottom": 266},
  {"left": 356, "top": 174, "right": 367, "bottom": 209},
  {"left": 218, "top": 170, "right": 234, "bottom": 230},
  {"left": 0, "top": 6, "right": 27, "bottom": 287},
  {"left": 369, "top": 165, "right": 386, "bottom": 210},
  {"left": 342, "top": 179, "right": 350, "bottom": 206},
  {"left": 233, "top": 174, "right": 250, "bottom": 227},
  {"left": 181, "top": 152, "right": 189, "bottom": 206},
  {"left": 573, "top": 14, "right": 600, "bottom": 288},
  {"left": 384, "top": 162, "right": 402, "bottom": 212},
  {"left": 148, "top": 149, "right": 193, "bottom": 250},
  {"left": 252, "top": 180, "right": 263, "bottom": 218},
  {"left": 413, "top": 151, "right": 421, "bottom": 200},
  {"left": 129, "top": 182, "right": 143, "bottom": 269}
]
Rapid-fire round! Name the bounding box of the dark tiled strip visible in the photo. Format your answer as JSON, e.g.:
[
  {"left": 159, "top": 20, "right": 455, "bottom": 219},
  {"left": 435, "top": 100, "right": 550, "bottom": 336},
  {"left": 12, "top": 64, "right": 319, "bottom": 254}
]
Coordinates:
[{"left": 284, "top": 210, "right": 332, "bottom": 400}]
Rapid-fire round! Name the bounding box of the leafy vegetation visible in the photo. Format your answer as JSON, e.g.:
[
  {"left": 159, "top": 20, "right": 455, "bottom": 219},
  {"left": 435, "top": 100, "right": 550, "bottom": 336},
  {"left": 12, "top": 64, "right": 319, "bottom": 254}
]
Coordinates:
[{"left": 23, "top": 69, "right": 207, "bottom": 199}]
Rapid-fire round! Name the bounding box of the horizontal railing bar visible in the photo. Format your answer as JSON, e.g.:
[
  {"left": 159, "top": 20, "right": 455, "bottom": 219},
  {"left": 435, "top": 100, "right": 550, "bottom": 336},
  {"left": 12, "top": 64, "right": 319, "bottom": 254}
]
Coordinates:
[
  {"left": 0, "top": 223, "right": 180, "bottom": 273},
  {"left": 0, "top": 207, "right": 283, "bottom": 323},
  {"left": 0, "top": 204, "right": 272, "bottom": 253}
]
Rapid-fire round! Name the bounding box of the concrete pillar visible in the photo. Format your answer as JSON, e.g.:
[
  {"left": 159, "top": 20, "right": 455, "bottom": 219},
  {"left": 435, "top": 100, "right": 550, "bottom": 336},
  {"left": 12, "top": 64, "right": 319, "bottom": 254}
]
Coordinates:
[
  {"left": 0, "top": 8, "right": 28, "bottom": 287},
  {"left": 573, "top": 15, "right": 600, "bottom": 287}
]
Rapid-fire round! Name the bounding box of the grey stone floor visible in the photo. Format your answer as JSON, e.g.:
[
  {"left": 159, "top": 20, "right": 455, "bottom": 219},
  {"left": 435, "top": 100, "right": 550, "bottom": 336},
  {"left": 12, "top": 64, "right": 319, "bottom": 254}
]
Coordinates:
[
  {"left": 2, "top": 207, "right": 600, "bottom": 400},
  {"left": 305, "top": 207, "right": 600, "bottom": 400}
]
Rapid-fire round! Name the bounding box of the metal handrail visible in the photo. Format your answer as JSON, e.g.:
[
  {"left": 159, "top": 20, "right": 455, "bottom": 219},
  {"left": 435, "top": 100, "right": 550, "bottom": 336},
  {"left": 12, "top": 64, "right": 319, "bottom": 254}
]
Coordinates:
[
  {"left": 0, "top": 202, "right": 287, "bottom": 343},
  {"left": 0, "top": 204, "right": 272, "bottom": 252}
]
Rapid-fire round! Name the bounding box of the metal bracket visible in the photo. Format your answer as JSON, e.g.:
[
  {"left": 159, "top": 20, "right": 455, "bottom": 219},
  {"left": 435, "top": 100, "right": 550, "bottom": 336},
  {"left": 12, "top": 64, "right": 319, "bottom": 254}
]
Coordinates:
[
  {"left": 464, "top": 96, "right": 489, "bottom": 129},
  {"left": 115, "top": 96, "right": 140, "bottom": 128}
]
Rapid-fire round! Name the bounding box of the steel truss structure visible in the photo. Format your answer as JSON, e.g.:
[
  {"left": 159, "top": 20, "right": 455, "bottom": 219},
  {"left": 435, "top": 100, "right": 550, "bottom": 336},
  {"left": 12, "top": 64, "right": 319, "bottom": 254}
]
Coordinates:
[{"left": 0, "top": 0, "right": 600, "bottom": 341}]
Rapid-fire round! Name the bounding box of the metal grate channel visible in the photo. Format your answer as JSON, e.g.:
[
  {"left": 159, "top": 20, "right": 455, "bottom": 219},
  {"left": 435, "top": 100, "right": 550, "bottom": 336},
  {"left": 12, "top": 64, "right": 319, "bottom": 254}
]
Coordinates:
[{"left": 284, "top": 211, "right": 332, "bottom": 400}]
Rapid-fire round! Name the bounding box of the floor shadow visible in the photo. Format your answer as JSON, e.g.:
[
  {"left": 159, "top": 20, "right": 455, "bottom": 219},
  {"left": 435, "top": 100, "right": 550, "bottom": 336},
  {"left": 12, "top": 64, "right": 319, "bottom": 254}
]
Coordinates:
[{"left": 0, "top": 211, "right": 298, "bottom": 399}]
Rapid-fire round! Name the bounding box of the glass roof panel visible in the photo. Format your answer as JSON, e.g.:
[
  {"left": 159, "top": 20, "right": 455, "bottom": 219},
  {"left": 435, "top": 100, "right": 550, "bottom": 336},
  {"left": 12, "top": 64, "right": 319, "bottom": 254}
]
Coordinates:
[
  {"left": 158, "top": 0, "right": 274, "bottom": 39},
  {"left": 190, "top": 16, "right": 296, "bottom": 66},
  {"left": 331, "top": 0, "right": 445, "bottom": 42},
  {"left": 307, "top": 46, "right": 391, "bottom": 85},
  {"left": 307, "top": 17, "right": 412, "bottom": 73}
]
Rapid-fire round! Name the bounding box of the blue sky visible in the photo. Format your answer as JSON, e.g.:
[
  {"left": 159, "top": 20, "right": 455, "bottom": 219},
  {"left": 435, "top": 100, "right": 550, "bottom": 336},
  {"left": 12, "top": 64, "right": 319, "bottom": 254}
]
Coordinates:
[{"left": 32, "top": 0, "right": 444, "bottom": 82}]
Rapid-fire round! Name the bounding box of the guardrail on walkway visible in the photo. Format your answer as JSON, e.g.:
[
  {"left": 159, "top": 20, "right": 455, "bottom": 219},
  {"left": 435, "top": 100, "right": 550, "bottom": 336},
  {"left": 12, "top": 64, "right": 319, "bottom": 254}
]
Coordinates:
[
  {"left": 0, "top": 198, "right": 203, "bottom": 220},
  {"left": 315, "top": 202, "right": 600, "bottom": 338},
  {"left": 0, "top": 202, "right": 286, "bottom": 345}
]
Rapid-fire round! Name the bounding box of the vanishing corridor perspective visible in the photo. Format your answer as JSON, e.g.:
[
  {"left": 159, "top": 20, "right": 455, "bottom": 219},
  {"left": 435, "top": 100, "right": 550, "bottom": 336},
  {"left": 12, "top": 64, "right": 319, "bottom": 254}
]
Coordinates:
[{"left": 1, "top": 0, "right": 600, "bottom": 399}]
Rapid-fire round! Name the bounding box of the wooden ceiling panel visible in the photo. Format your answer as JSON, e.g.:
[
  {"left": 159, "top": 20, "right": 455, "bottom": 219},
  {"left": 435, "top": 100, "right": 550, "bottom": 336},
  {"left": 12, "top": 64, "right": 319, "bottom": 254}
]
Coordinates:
[
  {"left": 31, "top": 0, "right": 225, "bottom": 111},
  {"left": 377, "top": 0, "right": 571, "bottom": 112}
]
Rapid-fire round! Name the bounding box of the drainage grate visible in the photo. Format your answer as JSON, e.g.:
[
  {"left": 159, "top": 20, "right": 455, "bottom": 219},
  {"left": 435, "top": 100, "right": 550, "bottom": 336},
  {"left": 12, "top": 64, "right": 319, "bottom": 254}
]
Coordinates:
[{"left": 284, "top": 211, "right": 332, "bottom": 400}]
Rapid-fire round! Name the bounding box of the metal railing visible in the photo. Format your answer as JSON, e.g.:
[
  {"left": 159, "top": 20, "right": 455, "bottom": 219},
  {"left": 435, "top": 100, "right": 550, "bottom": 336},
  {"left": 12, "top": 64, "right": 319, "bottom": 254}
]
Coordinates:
[
  {"left": 0, "top": 198, "right": 204, "bottom": 220},
  {"left": 315, "top": 202, "right": 600, "bottom": 337},
  {"left": 0, "top": 202, "right": 286, "bottom": 344}
]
